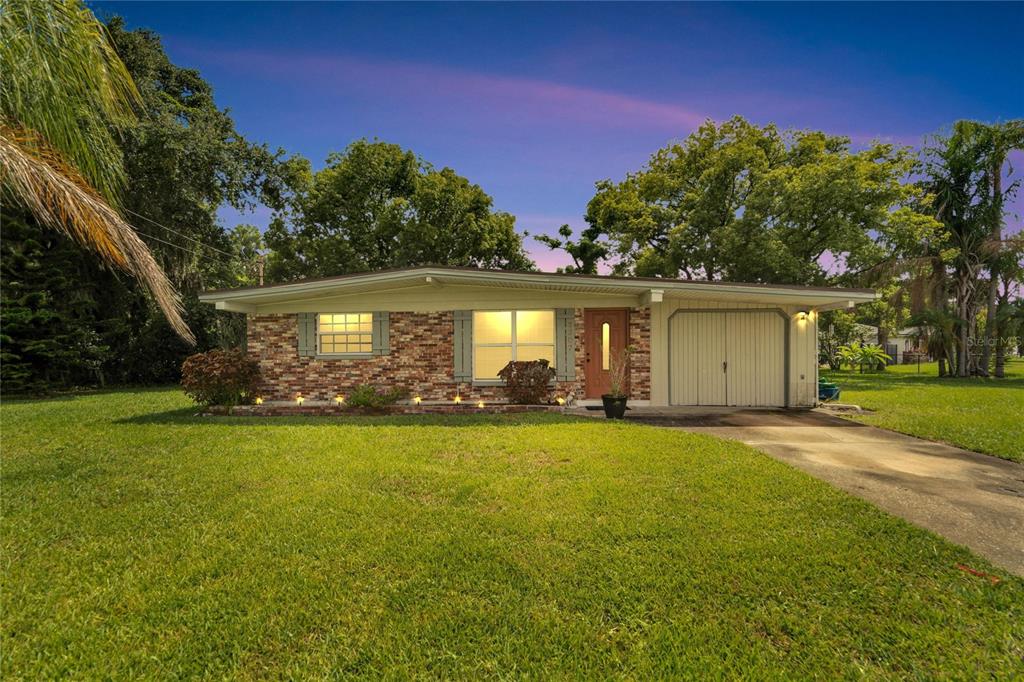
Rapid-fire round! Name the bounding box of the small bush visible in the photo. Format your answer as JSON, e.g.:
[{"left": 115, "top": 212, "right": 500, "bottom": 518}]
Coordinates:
[
  {"left": 346, "top": 384, "right": 410, "bottom": 409},
  {"left": 180, "top": 349, "right": 261, "bottom": 406},
  {"left": 497, "top": 360, "right": 556, "bottom": 404}
]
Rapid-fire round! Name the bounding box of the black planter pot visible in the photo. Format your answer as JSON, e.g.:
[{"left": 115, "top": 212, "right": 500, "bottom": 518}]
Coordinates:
[{"left": 601, "top": 394, "right": 628, "bottom": 419}]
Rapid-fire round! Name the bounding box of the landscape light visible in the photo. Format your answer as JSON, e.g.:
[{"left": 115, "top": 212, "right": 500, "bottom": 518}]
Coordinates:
[
  {"left": 254, "top": 397, "right": 264, "bottom": 405},
  {"left": 477, "top": 401, "right": 485, "bottom": 408},
  {"left": 413, "top": 396, "right": 422, "bottom": 405},
  {"left": 556, "top": 397, "right": 566, "bottom": 405},
  {"left": 453, "top": 395, "right": 462, "bottom": 404},
  {"left": 295, "top": 394, "right": 304, "bottom": 405},
  {"left": 334, "top": 395, "right": 345, "bottom": 405}
]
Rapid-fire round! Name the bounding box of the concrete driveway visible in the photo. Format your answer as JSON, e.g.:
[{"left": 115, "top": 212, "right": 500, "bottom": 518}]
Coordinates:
[{"left": 619, "top": 408, "right": 1024, "bottom": 576}]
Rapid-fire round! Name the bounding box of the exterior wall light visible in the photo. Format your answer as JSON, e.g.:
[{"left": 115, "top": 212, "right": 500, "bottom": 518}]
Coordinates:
[
  {"left": 555, "top": 397, "right": 566, "bottom": 405},
  {"left": 796, "top": 310, "right": 809, "bottom": 320}
]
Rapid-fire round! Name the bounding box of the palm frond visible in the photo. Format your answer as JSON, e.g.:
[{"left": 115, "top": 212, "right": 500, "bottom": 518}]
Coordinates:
[
  {"left": 0, "top": 0, "right": 140, "bottom": 203},
  {"left": 1, "top": 124, "right": 194, "bottom": 343}
]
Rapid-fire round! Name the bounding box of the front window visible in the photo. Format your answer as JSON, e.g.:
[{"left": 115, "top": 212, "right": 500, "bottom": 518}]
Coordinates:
[
  {"left": 473, "top": 310, "right": 555, "bottom": 380},
  {"left": 318, "top": 313, "right": 372, "bottom": 354}
]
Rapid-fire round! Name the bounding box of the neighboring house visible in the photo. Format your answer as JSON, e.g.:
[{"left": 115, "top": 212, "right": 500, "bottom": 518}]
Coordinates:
[
  {"left": 853, "top": 324, "right": 880, "bottom": 346},
  {"left": 888, "top": 327, "right": 925, "bottom": 363},
  {"left": 199, "top": 266, "right": 876, "bottom": 408},
  {"left": 857, "top": 325, "right": 926, "bottom": 364}
]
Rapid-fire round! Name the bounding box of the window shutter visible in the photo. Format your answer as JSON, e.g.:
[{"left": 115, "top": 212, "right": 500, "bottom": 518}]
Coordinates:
[
  {"left": 372, "top": 312, "right": 390, "bottom": 355},
  {"left": 453, "top": 310, "right": 473, "bottom": 380},
  {"left": 555, "top": 308, "right": 575, "bottom": 381},
  {"left": 297, "top": 312, "right": 316, "bottom": 357}
]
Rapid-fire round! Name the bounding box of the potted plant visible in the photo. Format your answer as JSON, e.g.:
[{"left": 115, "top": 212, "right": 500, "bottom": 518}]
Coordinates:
[{"left": 602, "top": 346, "right": 634, "bottom": 419}]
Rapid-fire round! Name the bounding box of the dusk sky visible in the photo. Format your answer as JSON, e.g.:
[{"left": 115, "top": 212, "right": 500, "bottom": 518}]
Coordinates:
[{"left": 94, "top": 1, "right": 1024, "bottom": 271}]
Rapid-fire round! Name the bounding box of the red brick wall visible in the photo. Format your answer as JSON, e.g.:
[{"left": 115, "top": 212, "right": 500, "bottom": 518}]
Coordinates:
[
  {"left": 629, "top": 306, "right": 652, "bottom": 400},
  {"left": 247, "top": 308, "right": 650, "bottom": 402}
]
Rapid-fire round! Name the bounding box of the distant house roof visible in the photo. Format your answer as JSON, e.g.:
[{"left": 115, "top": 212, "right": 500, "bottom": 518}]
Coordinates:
[{"left": 199, "top": 265, "right": 877, "bottom": 312}]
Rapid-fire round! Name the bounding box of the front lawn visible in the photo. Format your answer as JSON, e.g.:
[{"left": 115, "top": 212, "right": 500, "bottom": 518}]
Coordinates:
[
  {"left": 2, "top": 389, "right": 1021, "bottom": 678},
  {"left": 824, "top": 358, "right": 1024, "bottom": 463}
]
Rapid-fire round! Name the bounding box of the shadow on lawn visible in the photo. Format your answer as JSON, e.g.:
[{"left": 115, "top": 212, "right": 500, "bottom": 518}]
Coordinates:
[
  {"left": 115, "top": 408, "right": 585, "bottom": 428},
  {"left": 2, "top": 385, "right": 180, "bottom": 404}
]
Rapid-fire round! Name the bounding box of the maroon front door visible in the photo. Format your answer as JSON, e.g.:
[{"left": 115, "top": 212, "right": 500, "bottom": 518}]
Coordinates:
[{"left": 583, "top": 309, "right": 629, "bottom": 398}]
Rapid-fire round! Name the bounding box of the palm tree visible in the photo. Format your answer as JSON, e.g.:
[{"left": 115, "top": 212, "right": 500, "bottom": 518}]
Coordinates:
[
  {"left": 980, "top": 121, "right": 1024, "bottom": 375},
  {"left": 907, "top": 308, "right": 958, "bottom": 377},
  {"left": 922, "top": 122, "right": 995, "bottom": 376},
  {"left": 0, "top": 0, "right": 193, "bottom": 342}
]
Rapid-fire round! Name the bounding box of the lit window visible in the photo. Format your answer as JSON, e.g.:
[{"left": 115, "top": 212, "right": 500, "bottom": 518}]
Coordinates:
[
  {"left": 601, "top": 322, "right": 610, "bottom": 370},
  {"left": 472, "top": 310, "right": 555, "bottom": 380},
  {"left": 318, "top": 313, "right": 372, "bottom": 354}
]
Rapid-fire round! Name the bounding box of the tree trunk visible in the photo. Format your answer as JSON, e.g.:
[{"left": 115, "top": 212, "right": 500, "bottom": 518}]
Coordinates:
[
  {"left": 981, "top": 156, "right": 1003, "bottom": 375},
  {"left": 938, "top": 355, "right": 947, "bottom": 377},
  {"left": 957, "top": 278, "right": 969, "bottom": 377},
  {"left": 995, "top": 289, "right": 1009, "bottom": 379}
]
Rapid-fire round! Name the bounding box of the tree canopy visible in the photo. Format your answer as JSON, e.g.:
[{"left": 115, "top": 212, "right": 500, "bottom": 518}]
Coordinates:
[
  {"left": 534, "top": 224, "right": 609, "bottom": 274},
  {"left": 584, "top": 116, "right": 936, "bottom": 285},
  {"left": 265, "top": 140, "right": 533, "bottom": 281},
  {"left": 1, "top": 16, "right": 286, "bottom": 390},
  {"left": 0, "top": 0, "right": 190, "bottom": 339}
]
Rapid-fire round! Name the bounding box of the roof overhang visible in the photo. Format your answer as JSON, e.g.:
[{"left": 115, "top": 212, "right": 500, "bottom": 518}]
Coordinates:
[{"left": 198, "top": 266, "right": 877, "bottom": 313}]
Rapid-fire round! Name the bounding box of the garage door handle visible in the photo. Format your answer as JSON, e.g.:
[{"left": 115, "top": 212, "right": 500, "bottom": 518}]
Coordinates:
[{"left": 722, "top": 361, "right": 728, "bottom": 373}]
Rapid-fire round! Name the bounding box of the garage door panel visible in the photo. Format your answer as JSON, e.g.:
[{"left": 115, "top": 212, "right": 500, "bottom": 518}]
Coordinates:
[
  {"left": 698, "top": 313, "right": 727, "bottom": 405},
  {"left": 725, "top": 312, "right": 785, "bottom": 407},
  {"left": 670, "top": 310, "right": 785, "bottom": 407},
  {"left": 670, "top": 313, "right": 699, "bottom": 405}
]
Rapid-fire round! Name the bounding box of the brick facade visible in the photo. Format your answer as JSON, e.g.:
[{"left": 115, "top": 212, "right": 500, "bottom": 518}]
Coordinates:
[
  {"left": 628, "top": 306, "right": 652, "bottom": 400},
  {"left": 247, "top": 307, "right": 650, "bottom": 403}
]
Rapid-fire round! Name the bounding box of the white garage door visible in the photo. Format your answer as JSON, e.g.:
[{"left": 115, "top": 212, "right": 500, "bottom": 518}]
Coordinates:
[{"left": 669, "top": 311, "right": 786, "bottom": 407}]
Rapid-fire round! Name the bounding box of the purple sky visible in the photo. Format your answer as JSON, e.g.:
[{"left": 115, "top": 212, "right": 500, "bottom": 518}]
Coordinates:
[{"left": 94, "top": 2, "right": 1023, "bottom": 271}]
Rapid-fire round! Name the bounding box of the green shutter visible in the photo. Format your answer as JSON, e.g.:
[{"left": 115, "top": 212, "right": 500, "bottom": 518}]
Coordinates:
[
  {"left": 555, "top": 308, "right": 575, "bottom": 381},
  {"left": 453, "top": 310, "right": 473, "bottom": 380},
  {"left": 372, "top": 312, "right": 390, "bottom": 355},
  {"left": 297, "top": 312, "right": 316, "bottom": 357}
]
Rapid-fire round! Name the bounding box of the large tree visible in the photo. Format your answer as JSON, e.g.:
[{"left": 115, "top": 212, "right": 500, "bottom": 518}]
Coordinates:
[
  {"left": 920, "top": 121, "right": 1009, "bottom": 377},
  {"left": 584, "top": 116, "right": 935, "bottom": 285},
  {"left": 1, "top": 16, "right": 288, "bottom": 390},
  {"left": 107, "top": 18, "right": 287, "bottom": 286},
  {"left": 978, "top": 121, "right": 1024, "bottom": 374},
  {"left": 265, "top": 140, "right": 533, "bottom": 281},
  {"left": 534, "top": 224, "right": 609, "bottom": 274},
  {"left": 0, "top": 0, "right": 191, "bottom": 340}
]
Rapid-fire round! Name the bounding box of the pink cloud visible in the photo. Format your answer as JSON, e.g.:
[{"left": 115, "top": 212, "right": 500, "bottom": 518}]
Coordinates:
[{"left": 180, "top": 45, "right": 708, "bottom": 133}]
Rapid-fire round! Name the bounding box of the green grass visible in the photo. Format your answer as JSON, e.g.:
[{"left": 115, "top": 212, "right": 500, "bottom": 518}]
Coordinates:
[
  {"left": 824, "top": 358, "right": 1024, "bottom": 463},
  {"left": 2, "top": 389, "right": 1022, "bottom": 678}
]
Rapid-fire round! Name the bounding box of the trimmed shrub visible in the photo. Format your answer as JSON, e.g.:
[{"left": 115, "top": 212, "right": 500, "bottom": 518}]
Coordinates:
[
  {"left": 180, "top": 349, "right": 261, "bottom": 406},
  {"left": 497, "top": 359, "right": 556, "bottom": 404},
  {"left": 346, "top": 384, "right": 410, "bottom": 409}
]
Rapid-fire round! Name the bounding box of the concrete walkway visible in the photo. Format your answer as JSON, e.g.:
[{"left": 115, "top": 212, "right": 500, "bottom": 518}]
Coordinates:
[{"left": 584, "top": 408, "right": 1024, "bottom": 576}]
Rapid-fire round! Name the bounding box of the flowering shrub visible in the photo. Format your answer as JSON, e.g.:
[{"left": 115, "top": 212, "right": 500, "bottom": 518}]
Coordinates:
[
  {"left": 346, "top": 384, "right": 410, "bottom": 409},
  {"left": 180, "top": 349, "right": 261, "bottom": 406},
  {"left": 497, "top": 359, "right": 556, "bottom": 404}
]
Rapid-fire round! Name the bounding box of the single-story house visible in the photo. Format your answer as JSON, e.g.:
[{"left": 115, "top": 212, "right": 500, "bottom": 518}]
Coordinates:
[
  {"left": 198, "top": 266, "right": 877, "bottom": 407},
  {"left": 855, "top": 325, "right": 927, "bottom": 364}
]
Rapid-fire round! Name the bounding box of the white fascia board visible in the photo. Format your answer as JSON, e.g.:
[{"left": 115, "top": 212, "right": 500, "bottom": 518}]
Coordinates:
[{"left": 198, "top": 267, "right": 877, "bottom": 308}]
